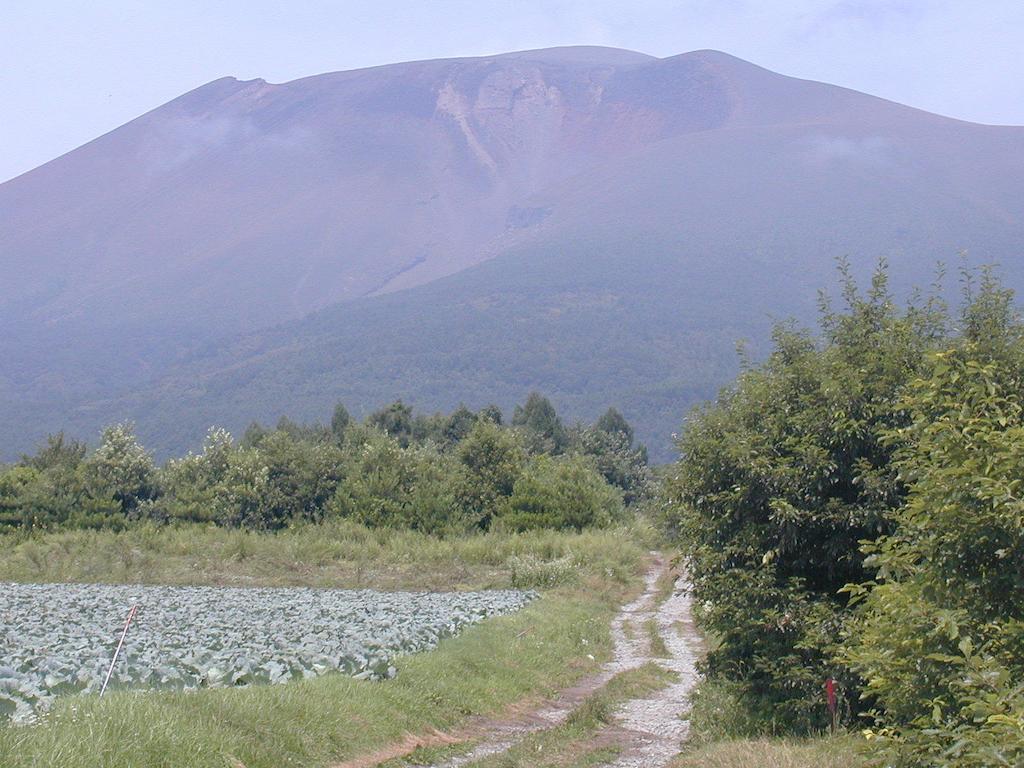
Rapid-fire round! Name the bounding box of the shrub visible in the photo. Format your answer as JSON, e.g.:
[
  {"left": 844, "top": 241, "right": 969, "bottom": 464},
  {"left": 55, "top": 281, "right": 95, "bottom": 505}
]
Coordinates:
[
  {"left": 331, "top": 432, "right": 465, "bottom": 534},
  {"left": 664, "top": 264, "right": 945, "bottom": 730},
  {"left": 845, "top": 347, "right": 1024, "bottom": 766},
  {"left": 501, "top": 454, "right": 623, "bottom": 532}
]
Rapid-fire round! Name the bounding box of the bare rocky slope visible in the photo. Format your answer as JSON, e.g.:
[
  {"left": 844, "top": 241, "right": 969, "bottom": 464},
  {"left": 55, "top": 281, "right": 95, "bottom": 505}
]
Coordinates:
[{"left": 2, "top": 46, "right": 1022, "bottom": 459}]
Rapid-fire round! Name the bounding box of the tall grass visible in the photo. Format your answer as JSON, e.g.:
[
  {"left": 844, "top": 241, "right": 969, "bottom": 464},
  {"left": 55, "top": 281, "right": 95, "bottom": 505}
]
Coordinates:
[
  {"left": 0, "top": 519, "right": 656, "bottom": 590},
  {"left": 671, "top": 737, "right": 866, "bottom": 768},
  {"left": 677, "top": 679, "right": 867, "bottom": 768}
]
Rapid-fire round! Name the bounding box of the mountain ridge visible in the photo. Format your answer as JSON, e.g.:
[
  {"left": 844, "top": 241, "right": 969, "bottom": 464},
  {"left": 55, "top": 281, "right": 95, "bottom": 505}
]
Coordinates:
[{"left": 1, "top": 46, "right": 1022, "bottom": 460}]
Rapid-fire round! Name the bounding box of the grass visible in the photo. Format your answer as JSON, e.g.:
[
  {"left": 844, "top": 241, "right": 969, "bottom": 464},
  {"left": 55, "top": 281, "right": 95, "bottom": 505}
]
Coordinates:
[
  {"left": 671, "top": 736, "right": 867, "bottom": 768},
  {"left": 644, "top": 618, "right": 670, "bottom": 658},
  {"left": 654, "top": 562, "right": 678, "bottom": 606},
  {"left": 677, "top": 678, "right": 868, "bottom": 768},
  {"left": 0, "top": 519, "right": 657, "bottom": 590},
  {"left": 0, "top": 524, "right": 650, "bottom": 768}
]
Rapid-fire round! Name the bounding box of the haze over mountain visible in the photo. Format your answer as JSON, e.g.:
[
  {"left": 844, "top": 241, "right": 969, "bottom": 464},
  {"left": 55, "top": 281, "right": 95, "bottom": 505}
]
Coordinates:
[{"left": 2, "top": 46, "right": 1022, "bottom": 460}]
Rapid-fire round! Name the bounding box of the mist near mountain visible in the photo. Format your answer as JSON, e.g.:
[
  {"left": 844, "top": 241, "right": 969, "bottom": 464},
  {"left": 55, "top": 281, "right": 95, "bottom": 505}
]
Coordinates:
[{"left": 2, "top": 46, "right": 1022, "bottom": 460}]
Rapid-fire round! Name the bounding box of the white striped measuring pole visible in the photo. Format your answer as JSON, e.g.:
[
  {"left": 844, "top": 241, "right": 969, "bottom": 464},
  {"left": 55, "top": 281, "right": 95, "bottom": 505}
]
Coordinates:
[{"left": 100, "top": 604, "right": 139, "bottom": 696}]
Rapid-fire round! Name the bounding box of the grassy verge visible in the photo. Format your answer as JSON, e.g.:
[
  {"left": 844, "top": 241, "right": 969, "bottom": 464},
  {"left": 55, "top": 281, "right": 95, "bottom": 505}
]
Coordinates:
[
  {"left": 671, "top": 736, "right": 866, "bottom": 768},
  {"left": 0, "top": 525, "right": 649, "bottom": 768},
  {"left": 676, "top": 677, "right": 867, "bottom": 768},
  {"left": 0, "top": 520, "right": 655, "bottom": 590}
]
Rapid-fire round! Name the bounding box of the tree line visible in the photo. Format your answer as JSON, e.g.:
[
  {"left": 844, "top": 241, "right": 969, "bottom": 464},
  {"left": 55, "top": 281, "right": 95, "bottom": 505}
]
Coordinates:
[
  {"left": 0, "top": 394, "right": 651, "bottom": 535},
  {"left": 665, "top": 263, "right": 1024, "bottom": 765}
]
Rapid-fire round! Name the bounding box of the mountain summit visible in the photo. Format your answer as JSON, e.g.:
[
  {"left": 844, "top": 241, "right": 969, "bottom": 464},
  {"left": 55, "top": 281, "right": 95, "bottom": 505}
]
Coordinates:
[{"left": 2, "top": 47, "right": 1022, "bottom": 458}]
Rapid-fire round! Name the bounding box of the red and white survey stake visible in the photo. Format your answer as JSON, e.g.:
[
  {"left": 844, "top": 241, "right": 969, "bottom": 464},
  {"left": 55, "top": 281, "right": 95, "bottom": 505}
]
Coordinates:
[
  {"left": 824, "top": 677, "right": 838, "bottom": 732},
  {"left": 100, "top": 604, "right": 139, "bottom": 696}
]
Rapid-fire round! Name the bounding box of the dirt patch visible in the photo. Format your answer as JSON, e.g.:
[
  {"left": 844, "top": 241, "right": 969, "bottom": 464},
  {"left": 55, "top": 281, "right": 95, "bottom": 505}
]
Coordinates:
[{"left": 330, "top": 729, "right": 463, "bottom": 768}]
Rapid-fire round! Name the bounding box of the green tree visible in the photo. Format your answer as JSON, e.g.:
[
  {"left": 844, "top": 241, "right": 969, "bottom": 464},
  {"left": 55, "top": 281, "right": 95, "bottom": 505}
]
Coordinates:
[
  {"left": 452, "top": 419, "right": 526, "bottom": 528},
  {"left": 571, "top": 410, "right": 651, "bottom": 505},
  {"left": 501, "top": 454, "right": 622, "bottom": 531},
  {"left": 211, "top": 448, "right": 274, "bottom": 528},
  {"left": 83, "top": 423, "right": 157, "bottom": 517},
  {"left": 665, "top": 264, "right": 946, "bottom": 729},
  {"left": 478, "top": 404, "right": 503, "bottom": 425},
  {"left": 331, "top": 432, "right": 462, "bottom": 533},
  {"left": 846, "top": 343, "right": 1024, "bottom": 765},
  {"left": 21, "top": 432, "right": 86, "bottom": 472},
  {"left": 595, "top": 407, "right": 634, "bottom": 445},
  {"left": 368, "top": 400, "right": 414, "bottom": 447},
  {"left": 512, "top": 392, "right": 568, "bottom": 454},
  {"left": 330, "top": 402, "right": 351, "bottom": 442},
  {"left": 152, "top": 428, "right": 236, "bottom": 523},
  {"left": 256, "top": 429, "right": 345, "bottom": 523},
  {"left": 442, "top": 405, "right": 477, "bottom": 447}
]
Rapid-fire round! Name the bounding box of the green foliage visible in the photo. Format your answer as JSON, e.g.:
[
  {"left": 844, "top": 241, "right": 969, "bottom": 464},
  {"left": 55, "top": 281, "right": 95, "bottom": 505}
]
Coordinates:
[
  {"left": 442, "top": 404, "right": 477, "bottom": 446},
  {"left": 667, "top": 263, "right": 1024, "bottom": 762},
  {"left": 82, "top": 422, "right": 157, "bottom": 516},
  {"left": 330, "top": 402, "right": 351, "bottom": 441},
  {"left": 20, "top": 432, "right": 86, "bottom": 472},
  {"left": 665, "top": 263, "right": 946, "bottom": 731},
  {"left": 367, "top": 400, "right": 414, "bottom": 447},
  {"left": 570, "top": 419, "right": 652, "bottom": 505},
  {"left": 1, "top": 396, "right": 642, "bottom": 536},
  {"left": 331, "top": 432, "right": 463, "bottom": 534},
  {"left": 595, "top": 407, "right": 634, "bottom": 445},
  {"left": 845, "top": 344, "right": 1024, "bottom": 766},
  {"left": 501, "top": 454, "right": 623, "bottom": 532},
  {"left": 513, "top": 392, "right": 569, "bottom": 454},
  {"left": 452, "top": 418, "right": 527, "bottom": 528}
]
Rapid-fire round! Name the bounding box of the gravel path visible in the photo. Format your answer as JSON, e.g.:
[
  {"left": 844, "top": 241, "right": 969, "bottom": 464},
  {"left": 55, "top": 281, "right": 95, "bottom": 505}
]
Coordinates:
[
  {"left": 601, "top": 564, "right": 701, "bottom": 767},
  {"left": 418, "top": 554, "right": 701, "bottom": 768}
]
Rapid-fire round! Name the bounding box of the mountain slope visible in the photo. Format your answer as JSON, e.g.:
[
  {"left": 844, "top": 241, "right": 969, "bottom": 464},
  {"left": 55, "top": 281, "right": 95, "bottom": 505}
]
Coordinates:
[{"left": 1, "top": 47, "right": 1022, "bottom": 459}]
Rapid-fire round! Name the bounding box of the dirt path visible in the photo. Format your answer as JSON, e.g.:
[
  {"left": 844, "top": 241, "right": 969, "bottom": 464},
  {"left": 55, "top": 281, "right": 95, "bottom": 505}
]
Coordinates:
[
  {"left": 418, "top": 554, "right": 701, "bottom": 768},
  {"left": 600, "top": 559, "right": 701, "bottom": 767}
]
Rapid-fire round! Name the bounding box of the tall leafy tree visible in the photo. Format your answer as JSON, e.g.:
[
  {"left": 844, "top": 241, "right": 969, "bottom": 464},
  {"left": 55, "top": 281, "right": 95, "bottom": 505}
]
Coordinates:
[
  {"left": 83, "top": 423, "right": 157, "bottom": 517},
  {"left": 512, "top": 392, "right": 568, "bottom": 455},
  {"left": 368, "top": 400, "right": 414, "bottom": 447},
  {"left": 453, "top": 419, "right": 526, "bottom": 528},
  {"left": 330, "top": 402, "right": 351, "bottom": 442}
]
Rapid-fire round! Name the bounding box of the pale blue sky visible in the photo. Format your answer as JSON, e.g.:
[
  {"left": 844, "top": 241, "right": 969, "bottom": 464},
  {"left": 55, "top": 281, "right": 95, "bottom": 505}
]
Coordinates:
[{"left": 1, "top": 1, "right": 1022, "bottom": 182}]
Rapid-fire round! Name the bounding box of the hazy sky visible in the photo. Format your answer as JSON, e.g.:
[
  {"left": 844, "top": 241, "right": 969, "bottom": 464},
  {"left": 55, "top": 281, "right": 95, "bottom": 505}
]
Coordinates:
[{"left": 1, "top": 1, "right": 1022, "bottom": 182}]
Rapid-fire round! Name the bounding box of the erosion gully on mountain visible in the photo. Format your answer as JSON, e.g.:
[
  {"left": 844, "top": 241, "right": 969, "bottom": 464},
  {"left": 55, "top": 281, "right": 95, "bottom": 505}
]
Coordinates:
[{"left": 333, "top": 554, "right": 701, "bottom": 768}]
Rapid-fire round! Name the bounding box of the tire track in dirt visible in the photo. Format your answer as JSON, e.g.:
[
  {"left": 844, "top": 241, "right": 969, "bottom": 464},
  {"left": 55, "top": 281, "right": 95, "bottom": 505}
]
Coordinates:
[{"left": 415, "top": 553, "right": 701, "bottom": 768}]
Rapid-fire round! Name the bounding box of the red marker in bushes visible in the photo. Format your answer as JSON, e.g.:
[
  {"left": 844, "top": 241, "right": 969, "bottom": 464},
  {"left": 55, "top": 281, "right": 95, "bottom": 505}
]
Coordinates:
[{"left": 825, "top": 677, "right": 837, "bottom": 732}]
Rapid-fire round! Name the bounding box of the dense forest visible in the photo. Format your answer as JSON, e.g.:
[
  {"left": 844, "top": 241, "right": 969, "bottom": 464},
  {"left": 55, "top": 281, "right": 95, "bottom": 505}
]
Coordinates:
[
  {"left": 666, "top": 263, "right": 1024, "bottom": 765},
  {"left": 0, "top": 394, "right": 651, "bottom": 535}
]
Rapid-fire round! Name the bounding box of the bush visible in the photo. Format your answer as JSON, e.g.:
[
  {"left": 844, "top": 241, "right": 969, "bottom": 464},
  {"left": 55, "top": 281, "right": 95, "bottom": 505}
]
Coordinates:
[
  {"left": 845, "top": 347, "right": 1024, "bottom": 766},
  {"left": 331, "top": 432, "right": 466, "bottom": 534},
  {"left": 452, "top": 419, "right": 527, "bottom": 528},
  {"left": 665, "top": 265, "right": 941, "bottom": 730},
  {"left": 501, "top": 454, "right": 623, "bottom": 532}
]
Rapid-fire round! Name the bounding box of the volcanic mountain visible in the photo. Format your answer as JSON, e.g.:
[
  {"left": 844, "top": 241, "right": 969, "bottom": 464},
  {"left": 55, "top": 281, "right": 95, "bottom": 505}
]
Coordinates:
[{"left": 2, "top": 46, "right": 1022, "bottom": 459}]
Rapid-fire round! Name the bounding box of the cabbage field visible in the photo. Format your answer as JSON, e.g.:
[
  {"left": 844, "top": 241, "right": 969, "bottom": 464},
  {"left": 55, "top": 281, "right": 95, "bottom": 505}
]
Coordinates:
[{"left": 0, "top": 582, "right": 535, "bottom": 722}]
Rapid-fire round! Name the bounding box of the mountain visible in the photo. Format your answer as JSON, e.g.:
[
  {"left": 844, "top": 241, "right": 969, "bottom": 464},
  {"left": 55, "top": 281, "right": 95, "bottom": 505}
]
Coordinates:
[{"left": 1, "top": 46, "right": 1022, "bottom": 460}]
